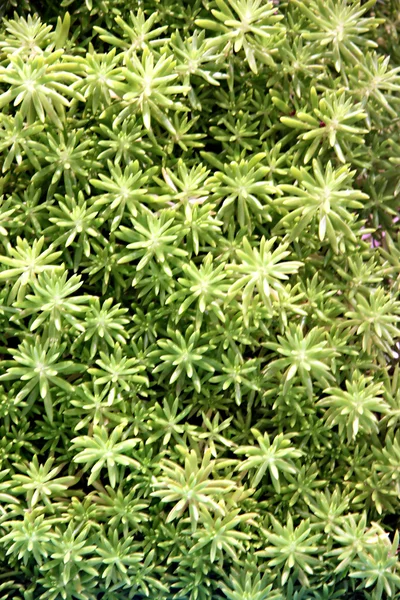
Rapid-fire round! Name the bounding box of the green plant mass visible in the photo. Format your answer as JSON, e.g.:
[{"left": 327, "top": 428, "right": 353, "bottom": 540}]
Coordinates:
[{"left": 1, "top": 0, "right": 400, "bottom": 598}]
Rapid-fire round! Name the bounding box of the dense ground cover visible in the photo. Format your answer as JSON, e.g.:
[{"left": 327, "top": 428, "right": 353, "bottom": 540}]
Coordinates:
[{"left": 0, "top": 0, "right": 400, "bottom": 598}]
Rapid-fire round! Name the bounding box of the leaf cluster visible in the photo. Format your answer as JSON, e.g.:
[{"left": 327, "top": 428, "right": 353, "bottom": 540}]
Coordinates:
[{"left": 0, "top": 0, "right": 400, "bottom": 599}]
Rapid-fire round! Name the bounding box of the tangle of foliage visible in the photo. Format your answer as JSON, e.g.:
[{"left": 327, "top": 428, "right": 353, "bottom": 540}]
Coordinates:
[{"left": 0, "top": 0, "right": 400, "bottom": 598}]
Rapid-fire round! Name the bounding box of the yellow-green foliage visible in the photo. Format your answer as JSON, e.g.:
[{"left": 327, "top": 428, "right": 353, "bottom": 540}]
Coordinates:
[{"left": 0, "top": 1, "right": 400, "bottom": 599}]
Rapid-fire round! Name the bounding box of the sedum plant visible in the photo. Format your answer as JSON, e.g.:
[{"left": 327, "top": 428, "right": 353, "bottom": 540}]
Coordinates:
[{"left": 0, "top": 0, "right": 399, "bottom": 599}]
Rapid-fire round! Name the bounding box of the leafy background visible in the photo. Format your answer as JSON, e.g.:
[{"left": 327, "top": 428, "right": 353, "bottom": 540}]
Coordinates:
[{"left": 0, "top": 0, "right": 400, "bottom": 598}]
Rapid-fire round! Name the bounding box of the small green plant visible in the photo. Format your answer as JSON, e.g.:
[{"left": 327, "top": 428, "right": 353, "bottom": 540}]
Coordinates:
[{"left": 0, "top": 0, "right": 400, "bottom": 599}]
